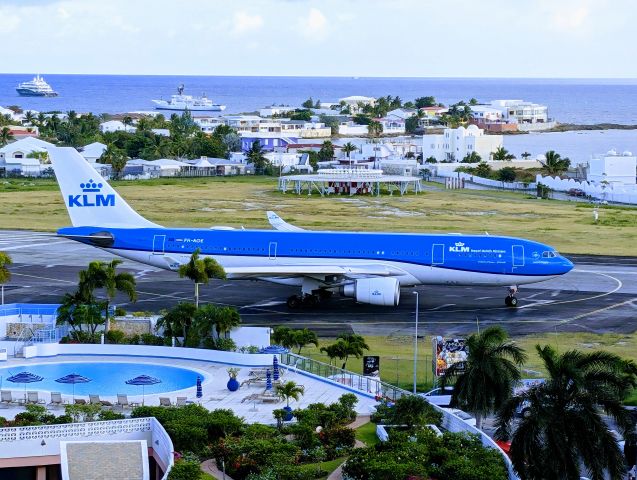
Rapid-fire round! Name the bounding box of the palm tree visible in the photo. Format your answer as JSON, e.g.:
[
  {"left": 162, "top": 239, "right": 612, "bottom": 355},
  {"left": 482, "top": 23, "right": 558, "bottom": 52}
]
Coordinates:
[
  {"left": 178, "top": 248, "right": 226, "bottom": 308},
  {"left": 321, "top": 333, "right": 369, "bottom": 369},
  {"left": 192, "top": 304, "right": 218, "bottom": 340},
  {"left": 156, "top": 303, "right": 197, "bottom": 345},
  {"left": 341, "top": 142, "right": 357, "bottom": 160},
  {"left": 81, "top": 260, "right": 137, "bottom": 332},
  {"left": 0, "top": 127, "right": 14, "bottom": 147},
  {"left": 99, "top": 144, "right": 128, "bottom": 179},
  {"left": 247, "top": 141, "right": 269, "bottom": 174},
  {"left": 367, "top": 120, "right": 383, "bottom": 139},
  {"left": 294, "top": 328, "right": 319, "bottom": 354},
  {"left": 540, "top": 150, "right": 571, "bottom": 176},
  {"left": 491, "top": 146, "right": 515, "bottom": 161},
  {"left": 0, "top": 251, "right": 12, "bottom": 303},
  {"left": 443, "top": 326, "right": 526, "bottom": 430},
  {"left": 496, "top": 345, "right": 637, "bottom": 480},
  {"left": 213, "top": 306, "right": 241, "bottom": 338},
  {"left": 521, "top": 151, "right": 532, "bottom": 160},
  {"left": 275, "top": 380, "right": 305, "bottom": 408},
  {"left": 23, "top": 111, "right": 36, "bottom": 126}
]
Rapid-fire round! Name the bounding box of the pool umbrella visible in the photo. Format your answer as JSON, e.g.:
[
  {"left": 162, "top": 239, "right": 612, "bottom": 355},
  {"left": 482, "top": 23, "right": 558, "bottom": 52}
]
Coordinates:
[
  {"left": 7, "top": 371, "right": 44, "bottom": 403},
  {"left": 55, "top": 373, "right": 91, "bottom": 403},
  {"left": 272, "top": 356, "right": 280, "bottom": 382},
  {"left": 259, "top": 345, "right": 289, "bottom": 354},
  {"left": 265, "top": 369, "right": 272, "bottom": 392},
  {"left": 125, "top": 375, "right": 161, "bottom": 406},
  {"left": 196, "top": 376, "right": 202, "bottom": 400}
]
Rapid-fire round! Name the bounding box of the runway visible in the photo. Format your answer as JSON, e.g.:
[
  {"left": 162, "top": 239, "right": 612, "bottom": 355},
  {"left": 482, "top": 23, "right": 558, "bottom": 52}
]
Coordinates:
[{"left": 2, "top": 230, "right": 637, "bottom": 337}]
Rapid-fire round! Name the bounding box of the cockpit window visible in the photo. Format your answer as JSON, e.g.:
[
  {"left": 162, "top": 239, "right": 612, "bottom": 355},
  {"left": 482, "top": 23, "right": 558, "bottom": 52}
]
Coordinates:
[{"left": 542, "top": 251, "right": 558, "bottom": 258}]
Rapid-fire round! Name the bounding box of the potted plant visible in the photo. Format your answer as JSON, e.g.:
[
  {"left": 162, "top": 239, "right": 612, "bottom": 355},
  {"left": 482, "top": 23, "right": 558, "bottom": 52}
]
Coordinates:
[
  {"left": 227, "top": 367, "right": 240, "bottom": 391},
  {"left": 275, "top": 380, "right": 305, "bottom": 420}
]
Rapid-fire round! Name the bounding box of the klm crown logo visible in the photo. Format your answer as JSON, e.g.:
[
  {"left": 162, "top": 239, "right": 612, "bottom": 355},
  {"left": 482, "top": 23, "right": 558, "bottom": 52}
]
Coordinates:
[
  {"left": 68, "top": 179, "right": 115, "bottom": 208},
  {"left": 449, "top": 241, "right": 470, "bottom": 253}
]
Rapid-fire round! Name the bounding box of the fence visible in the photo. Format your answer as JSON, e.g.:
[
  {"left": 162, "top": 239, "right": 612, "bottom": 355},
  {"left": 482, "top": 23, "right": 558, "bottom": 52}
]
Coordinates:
[
  {"left": 436, "top": 170, "right": 536, "bottom": 191},
  {"left": 279, "top": 352, "right": 519, "bottom": 480},
  {"left": 537, "top": 174, "right": 637, "bottom": 204}
]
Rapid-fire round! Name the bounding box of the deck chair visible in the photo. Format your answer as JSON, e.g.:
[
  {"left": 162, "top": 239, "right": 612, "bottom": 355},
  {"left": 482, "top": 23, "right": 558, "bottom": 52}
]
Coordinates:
[
  {"left": 90, "top": 394, "right": 113, "bottom": 407},
  {"left": 175, "top": 396, "right": 188, "bottom": 406},
  {"left": 0, "top": 390, "right": 16, "bottom": 406},
  {"left": 159, "top": 397, "right": 173, "bottom": 407},
  {"left": 116, "top": 394, "right": 139, "bottom": 408},
  {"left": 27, "top": 391, "right": 45, "bottom": 405},
  {"left": 48, "top": 392, "right": 65, "bottom": 407}
]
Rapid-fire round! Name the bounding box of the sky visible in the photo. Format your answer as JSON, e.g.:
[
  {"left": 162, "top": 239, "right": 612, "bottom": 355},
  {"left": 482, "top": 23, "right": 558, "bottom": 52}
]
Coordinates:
[{"left": 1, "top": 0, "right": 636, "bottom": 78}]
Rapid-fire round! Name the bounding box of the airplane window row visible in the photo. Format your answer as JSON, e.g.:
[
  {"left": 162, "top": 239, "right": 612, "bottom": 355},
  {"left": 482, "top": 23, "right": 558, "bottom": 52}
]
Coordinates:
[
  {"left": 455, "top": 252, "right": 501, "bottom": 258},
  {"left": 542, "top": 251, "right": 558, "bottom": 258}
]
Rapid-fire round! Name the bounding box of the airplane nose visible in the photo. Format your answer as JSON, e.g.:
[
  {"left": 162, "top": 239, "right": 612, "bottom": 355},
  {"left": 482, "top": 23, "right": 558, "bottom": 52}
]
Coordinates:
[{"left": 559, "top": 257, "right": 574, "bottom": 274}]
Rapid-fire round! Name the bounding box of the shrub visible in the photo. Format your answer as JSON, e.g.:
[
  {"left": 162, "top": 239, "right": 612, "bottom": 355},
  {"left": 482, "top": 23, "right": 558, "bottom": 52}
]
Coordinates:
[
  {"left": 106, "top": 329, "right": 127, "bottom": 344},
  {"left": 167, "top": 460, "right": 203, "bottom": 480},
  {"left": 98, "top": 410, "right": 126, "bottom": 421},
  {"left": 140, "top": 333, "right": 164, "bottom": 346},
  {"left": 371, "top": 395, "right": 442, "bottom": 428},
  {"left": 114, "top": 307, "right": 127, "bottom": 316},
  {"left": 215, "top": 337, "right": 236, "bottom": 352},
  {"left": 320, "top": 425, "right": 356, "bottom": 452},
  {"left": 128, "top": 334, "right": 141, "bottom": 345}
]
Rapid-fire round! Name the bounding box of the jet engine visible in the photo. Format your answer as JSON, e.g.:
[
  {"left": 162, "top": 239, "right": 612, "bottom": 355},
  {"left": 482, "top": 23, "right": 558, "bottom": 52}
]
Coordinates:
[{"left": 341, "top": 277, "right": 401, "bottom": 306}]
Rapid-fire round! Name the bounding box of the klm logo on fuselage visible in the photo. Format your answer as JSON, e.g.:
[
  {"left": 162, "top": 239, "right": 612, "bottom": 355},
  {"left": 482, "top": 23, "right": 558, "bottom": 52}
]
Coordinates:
[
  {"left": 68, "top": 180, "right": 115, "bottom": 208},
  {"left": 449, "top": 242, "right": 470, "bottom": 253}
]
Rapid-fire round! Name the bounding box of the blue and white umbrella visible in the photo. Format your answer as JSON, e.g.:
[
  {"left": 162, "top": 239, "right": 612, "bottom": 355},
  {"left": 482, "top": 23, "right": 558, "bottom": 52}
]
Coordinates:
[
  {"left": 55, "top": 373, "right": 91, "bottom": 402},
  {"left": 265, "top": 369, "right": 272, "bottom": 391},
  {"left": 272, "top": 356, "right": 280, "bottom": 382},
  {"left": 259, "top": 345, "right": 289, "bottom": 354},
  {"left": 7, "top": 371, "right": 44, "bottom": 402},
  {"left": 125, "top": 375, "right": 161, "bottom": 406},
  {"left": 196, "top": 376, "right": 202, "bottom": 399}
]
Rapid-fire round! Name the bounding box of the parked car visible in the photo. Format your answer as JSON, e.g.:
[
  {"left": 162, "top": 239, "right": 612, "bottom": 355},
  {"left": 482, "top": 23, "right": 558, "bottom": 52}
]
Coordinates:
[
  {"left": 420, "top": 386, "right": 454, "bottom": 407},
  {"left": 568, "top": 188, "right": 586, "bottom": 197}
]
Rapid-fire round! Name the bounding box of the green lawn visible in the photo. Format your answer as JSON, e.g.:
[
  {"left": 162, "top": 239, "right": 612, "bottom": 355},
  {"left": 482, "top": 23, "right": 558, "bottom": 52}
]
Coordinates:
[
  {"left": 355, "top": 421, "right": 379, "bottom": 447},
  {"left": 1, "top": 176, "right": 636, "bottom": 255},
  {"left": 298, "top": 456, "right": 347, "bottom": 480}
]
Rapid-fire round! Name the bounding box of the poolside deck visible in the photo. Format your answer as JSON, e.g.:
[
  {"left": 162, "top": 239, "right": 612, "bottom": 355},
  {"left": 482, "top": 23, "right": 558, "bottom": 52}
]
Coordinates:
[{"left": 0, "top": 355, "right": 377, "bottom": 423}]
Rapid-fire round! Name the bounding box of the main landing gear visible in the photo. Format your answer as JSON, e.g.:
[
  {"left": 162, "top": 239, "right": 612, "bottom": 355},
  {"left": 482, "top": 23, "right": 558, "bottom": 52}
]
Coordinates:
[
  {"left": 287, "top": 291, "right": 333, "bottom": 309},
  {"left": 505, "top": 286, "right": 519, "bottom": 308}
]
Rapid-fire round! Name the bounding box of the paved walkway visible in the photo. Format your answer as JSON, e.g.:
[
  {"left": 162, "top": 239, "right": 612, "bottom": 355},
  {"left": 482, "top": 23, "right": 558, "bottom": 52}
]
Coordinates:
[
  {"left": 326, "top": 415, "right": 371, "bottom": 480},
  {"left": 201, "top": 459, "right": 235, "bottom": 480}
]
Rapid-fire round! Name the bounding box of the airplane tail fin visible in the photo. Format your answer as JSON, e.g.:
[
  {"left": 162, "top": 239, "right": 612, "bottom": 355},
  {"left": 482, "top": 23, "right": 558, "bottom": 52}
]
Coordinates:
[{"left": 49, "top": 147, "right": 160, "bottom": 228}]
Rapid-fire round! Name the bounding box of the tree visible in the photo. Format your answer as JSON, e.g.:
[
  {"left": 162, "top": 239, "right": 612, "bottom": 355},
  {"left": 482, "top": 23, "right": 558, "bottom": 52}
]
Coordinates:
[
  {"left": 276, "top": 380, "right": 305, "bottom": 408},
  {"left": 443, "top": 326, "right": 526, "bottom": 430},
  {"left": 415, "top": 96, "right": 436, "bottom": 108},
  {"left": 272, "top": 326, "right": 319, "bottom": 354},
  {"left": 99, "top": 144, "right": 128, "bottom": 179},
  {"left": 289, "top": 109, "right": 312, "bottom": 121},
  {"left": 156, "top": 302, "right": 198, "bottom": 344},
  {"left": 320, "top": 333, "right": 369, "bottom": 369},
  {"left": 469, "top": 98, "right": 479, "bottom": 105},
  {"left": 0, "top": 127, "right": 14, "bottom": 147},
  {"left": 317, "top": 140, "right": 335, "bottom": 162},
  {"left": 491, "top": 146, "right": 515, "bottom": 161},
  {"left": 81, "top": 260, "right": 137, "bottom": 332},
  {"left": 496, "top": 345, "right": 637, "bottom": 480},
  {"left": 521, "top": 151, "right": 532, "bottom": 160},
  {"left": 367, "top": 120, "right": 383, "bottom": 139},
  {"left": 405, "top": 115, "right": 421, "bottom": 134},
  {"left": 178, "top": 248, "right": 226, "bottom": 308},
  {"left": 301, "top": 97, "right": 315, "bottom": 109},
  {"left": 212, "top": 306, "right": 241, "bottom": 338},
  {"left": 341, "top": 142, "right": 357, "bottom": 159},
  {"left": 0, "top": 251, "right": 11, "bottom": 287},
  {"left": 246, "top": 140, "right": 269, "bottom": 174},
  {"left": 294, "top": 328, "right": 319, "bottom": 354},
  {"left": 425, "top": 156, "right": 438, "bottom": 164},
  {"left": 474, "top": 162, "right": 492, "bottom": 178},
  {"left": 57, "top": 292, "right": 104, "bottom": 339},
  {"left": 461, "top": 151, "right": 482, "bottom": 163},
  {"left": 540, "top": 150, "right": 571, "bottom": 176},
  {"left": 497, "top": 166, "right": 517, "bottom": 183}
]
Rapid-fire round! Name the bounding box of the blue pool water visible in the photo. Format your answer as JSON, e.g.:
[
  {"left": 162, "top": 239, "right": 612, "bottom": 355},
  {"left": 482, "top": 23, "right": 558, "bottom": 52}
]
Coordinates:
[{"left": 0, "top": 362, "right": 203, "bottom": 396}]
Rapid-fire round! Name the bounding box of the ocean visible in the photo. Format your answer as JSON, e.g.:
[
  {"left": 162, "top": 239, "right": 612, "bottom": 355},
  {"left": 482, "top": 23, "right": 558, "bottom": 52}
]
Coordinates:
[{"left": 1, "top": 75, "right": 637, "bottom": 125}]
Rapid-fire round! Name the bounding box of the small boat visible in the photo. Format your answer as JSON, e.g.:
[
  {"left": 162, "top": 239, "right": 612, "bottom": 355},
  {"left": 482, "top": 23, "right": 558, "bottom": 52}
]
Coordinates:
[
  {"left": 152, "top": 84, "right": 225, "bottom": 112},
  {"left": 16, "top": 75, "right": 59, "bottom": 97}
]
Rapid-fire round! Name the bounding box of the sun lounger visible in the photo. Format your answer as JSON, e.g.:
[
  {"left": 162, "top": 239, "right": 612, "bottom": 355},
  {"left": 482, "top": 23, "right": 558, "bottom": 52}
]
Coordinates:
[
  {"left": 257, "top": 395, "right": 281, "bottom": 404},
  {"left": 26, "top": 391, "right": 45, "bottom": 405},
  {"left": 116, "top": 394, "right": 139, "bottom": 409},
  {"left": 0, "top": 390, "right": 18, "bottom": 406},
  {"left": 48, "top": 392, "right": 66, "bottom": 407},
  {"left": 159, "top": 397, "right": 173, "bottom": 407},
  {"left": 89, "top": 394, "right": 113, "bottom": 407},
  {"left": 241, "top": 393, "right": 260, "bottom": 403},
  {"left": 175, "top": 397, "right": 188, "bottom": 406}
]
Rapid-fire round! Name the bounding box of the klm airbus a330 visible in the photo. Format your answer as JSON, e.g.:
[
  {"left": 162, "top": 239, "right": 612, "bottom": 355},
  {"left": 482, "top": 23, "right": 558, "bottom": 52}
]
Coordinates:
[{"left": 49, "top": 147, "right": 573, "bottom": 309}]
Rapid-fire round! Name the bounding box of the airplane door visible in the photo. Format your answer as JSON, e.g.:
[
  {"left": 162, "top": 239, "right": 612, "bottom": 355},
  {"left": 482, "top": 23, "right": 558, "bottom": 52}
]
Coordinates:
[
  {"left": 512, "top": 245, "right": 525, "bottom": 268},
  {"left": 268, "top": 242, "right": 277, "bottom": 260},
  {"left": 432, "top": 244, "right": 445, "bottom": 265},
  {"left": 152, "top": 235, "right": 166, "bottom": 255}
]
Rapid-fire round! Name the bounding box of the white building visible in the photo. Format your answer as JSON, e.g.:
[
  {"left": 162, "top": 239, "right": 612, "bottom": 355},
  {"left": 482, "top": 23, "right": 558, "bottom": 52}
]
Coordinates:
[
  {"left": 587, "top": 150, "right": 636, "bottom": 185},
  {"left": 0, "top": 137, "right": 56, "bottom": 175},
  {"left": 338, "top": 121, "right": 369, "bottom": 136},
  {"left": 259, "top": 105, "right": 295, "bottom": 117},
  {"left": 99, "top": 120, "right": 135, "bottom": 133},
  {"left": 386, "top": 108, "right": 418, "bottom": 121},
  {"left": 80, "top": 142, "right": 107, "bottom": 164},
  {"left": 193, "top": 116, "right": 225, "bottom": 133},
  {"left": 422, "top": 125, "right": 503, "bottom": 162},
  {"left": 469, "top": 105, "right": 504, "bottom": 123},
  {"left": 338, "top": 95, "right": 376, "bottom": 113},
  {"left": 489, "top": 99, "right": 549, "bottom": 125}
]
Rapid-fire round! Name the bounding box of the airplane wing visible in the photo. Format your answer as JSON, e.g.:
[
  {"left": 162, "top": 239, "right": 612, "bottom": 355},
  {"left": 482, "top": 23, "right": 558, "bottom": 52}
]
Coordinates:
[{"left": 266, "top": 211, "right": 306, "bottom": 232}]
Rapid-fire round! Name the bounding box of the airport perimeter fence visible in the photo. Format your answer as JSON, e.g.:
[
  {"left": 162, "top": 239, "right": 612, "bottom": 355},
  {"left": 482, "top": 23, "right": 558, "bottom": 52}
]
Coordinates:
[{"left": 279, "top": 352, "right": 520, "bottom": 480}]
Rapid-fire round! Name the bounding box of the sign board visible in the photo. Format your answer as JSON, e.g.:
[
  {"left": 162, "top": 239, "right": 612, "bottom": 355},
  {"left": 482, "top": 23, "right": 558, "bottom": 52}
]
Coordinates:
[
  {"left": 433, "top": 336, "right": 468, "bottom": 377},
  {"left": 363, "top": 355, "right": 380, "bottom": 377}
]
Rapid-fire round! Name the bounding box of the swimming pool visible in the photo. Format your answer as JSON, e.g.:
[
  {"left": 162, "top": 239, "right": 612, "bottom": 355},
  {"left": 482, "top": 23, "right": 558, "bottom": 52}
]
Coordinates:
[{"left": 0, "top": 362, "right": 203, "bottom": 396}]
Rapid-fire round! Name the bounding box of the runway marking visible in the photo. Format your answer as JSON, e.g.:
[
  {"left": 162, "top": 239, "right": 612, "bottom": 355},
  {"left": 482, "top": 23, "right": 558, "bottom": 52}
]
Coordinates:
[
  {"left": 558, "top": 297, "right": 637, "bottom": 325},
  {"left": 1, "top": 242, "right": 65, "bottom": 251},
  {"left": 10, "top": 272, "right": 76, "bottom": 284},
  {"left": 429, "top": 304, "right": 456, "bottom": 311}
]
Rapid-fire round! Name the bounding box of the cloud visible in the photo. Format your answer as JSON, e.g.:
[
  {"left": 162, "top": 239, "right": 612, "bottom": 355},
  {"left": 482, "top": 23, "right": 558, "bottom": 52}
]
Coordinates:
[
  {"left": 232, "top": 10, "right": 264, "bottom": 35},
  {"left": 299, "top": 7, "right": 327, "bottom": 39}
]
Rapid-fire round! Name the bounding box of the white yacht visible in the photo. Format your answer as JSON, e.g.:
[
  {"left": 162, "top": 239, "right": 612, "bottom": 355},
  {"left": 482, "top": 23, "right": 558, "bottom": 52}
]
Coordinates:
[
  {"left": 16, "top": 75, "right": 59, "bottom": 97},
  {"left": 152, "top": 84, "right": 225, "bottom": 111}
]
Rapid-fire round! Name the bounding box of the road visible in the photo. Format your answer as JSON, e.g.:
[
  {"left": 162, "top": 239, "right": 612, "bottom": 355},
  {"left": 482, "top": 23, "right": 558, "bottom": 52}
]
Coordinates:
[{"left": 2, "top": 230, "right": 636, "bottom": 337}]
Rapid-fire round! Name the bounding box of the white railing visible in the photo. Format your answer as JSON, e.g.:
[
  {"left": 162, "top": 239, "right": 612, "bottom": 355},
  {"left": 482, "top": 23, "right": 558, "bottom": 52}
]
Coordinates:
[
  {"left": 0, "top": 417, "right": 174, "bottom": 479},
  {"left": 317, "top": 169, "right": 384, "bottom": 179}
]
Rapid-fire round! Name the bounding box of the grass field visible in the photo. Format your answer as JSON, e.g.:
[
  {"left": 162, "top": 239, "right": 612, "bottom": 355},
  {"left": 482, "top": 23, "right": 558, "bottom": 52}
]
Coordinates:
[
  {"left": 304, "top": 332, "right": 637, "bottom": 403},
  {"left": 1, "top": 176, "right": 636, "bottom": 255}
]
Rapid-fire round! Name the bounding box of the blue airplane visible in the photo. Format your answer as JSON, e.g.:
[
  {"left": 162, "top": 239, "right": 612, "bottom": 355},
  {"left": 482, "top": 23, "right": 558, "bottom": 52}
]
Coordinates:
[{"left": 49, "top": 147, "right": 573, "bottom": 308}]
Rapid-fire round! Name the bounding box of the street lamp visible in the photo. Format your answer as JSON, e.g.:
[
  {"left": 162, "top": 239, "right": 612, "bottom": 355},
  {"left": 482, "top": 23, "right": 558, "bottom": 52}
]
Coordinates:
[{"left": 413, "top": 291, "right": 419, "bottom": 394}]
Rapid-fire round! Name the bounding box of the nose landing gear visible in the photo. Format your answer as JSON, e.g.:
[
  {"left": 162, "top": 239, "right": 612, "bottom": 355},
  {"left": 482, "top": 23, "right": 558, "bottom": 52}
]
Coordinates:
[{"left": 505, "top": 286, "right": 519, "bottom": 308}]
